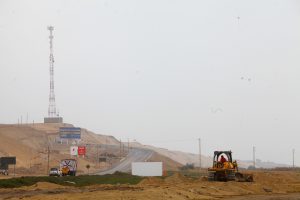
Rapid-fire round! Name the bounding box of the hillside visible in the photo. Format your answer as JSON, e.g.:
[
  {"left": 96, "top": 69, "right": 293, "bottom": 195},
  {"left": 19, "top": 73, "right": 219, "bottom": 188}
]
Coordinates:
[
  {"left": 0, "top": 123, "right": 289, "bottom": 175},
  {"left": 0, "top": 123, "right": 181, "bottom": 174}
]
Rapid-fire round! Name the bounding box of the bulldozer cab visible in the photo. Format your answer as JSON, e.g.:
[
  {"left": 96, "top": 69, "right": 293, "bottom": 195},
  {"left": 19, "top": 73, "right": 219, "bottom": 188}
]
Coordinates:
[{"left": 213, "top": 151, "right": 233, "bottom": 168}]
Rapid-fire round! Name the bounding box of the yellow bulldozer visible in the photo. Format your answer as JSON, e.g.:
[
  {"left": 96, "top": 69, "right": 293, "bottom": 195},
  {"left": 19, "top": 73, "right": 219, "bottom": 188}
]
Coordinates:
[{"left": 208, "top": 151, "right": 253, "bottom": 182}]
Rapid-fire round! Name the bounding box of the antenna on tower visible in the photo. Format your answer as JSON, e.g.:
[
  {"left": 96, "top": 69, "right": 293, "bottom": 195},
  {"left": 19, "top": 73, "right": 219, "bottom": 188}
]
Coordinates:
[
  {"left": 44, "top": 26, "right": 63, "bottom": 123},
  {"left": 47, "top": 26, "right": 56, "bottom": 117}
]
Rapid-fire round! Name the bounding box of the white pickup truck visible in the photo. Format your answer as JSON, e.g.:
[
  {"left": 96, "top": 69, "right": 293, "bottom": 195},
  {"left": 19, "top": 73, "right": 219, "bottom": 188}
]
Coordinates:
[{"left": 49, "top": 167, "right": 62, "bottom": 177}]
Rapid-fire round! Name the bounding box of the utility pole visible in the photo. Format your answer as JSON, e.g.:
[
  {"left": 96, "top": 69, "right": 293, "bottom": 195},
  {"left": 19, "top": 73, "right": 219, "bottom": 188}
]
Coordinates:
[
  {"left": 122, "top": 143, "right": 125, "bottom": 156},
  {"left": 198, "top": 138, "right": 201, "bottom": 170},
  {"left": 97, "top": 144, "right": 99, "bottom": 167},
  {"left": 105, "top": 138, "right": 108, "bottom": 165},
  {"left": 253, "top": 146, "right": 256, "bottom": 169},
  {"left": 47, "top": 145, "right": 50, "bottom": 175},
  {"left": 127, "top": 138, "right": 130, "bottom": 153},
  {"left": 293, "top": 149, "right": 295, "bottom": 169},
  {"left": 119, "top": 139, "right": 122, "bottom": 157}
]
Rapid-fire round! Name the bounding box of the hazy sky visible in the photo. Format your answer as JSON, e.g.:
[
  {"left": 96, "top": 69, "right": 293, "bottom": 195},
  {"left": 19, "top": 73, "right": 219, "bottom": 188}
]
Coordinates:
[{"left": 1, "top": 0, "right": 300, "bottom": 165}]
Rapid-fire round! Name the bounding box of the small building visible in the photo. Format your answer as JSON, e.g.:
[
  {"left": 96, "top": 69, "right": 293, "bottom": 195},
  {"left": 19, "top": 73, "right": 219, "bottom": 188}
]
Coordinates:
[{"left": 44, "top": 117, "right": 63, "bottom": 123}]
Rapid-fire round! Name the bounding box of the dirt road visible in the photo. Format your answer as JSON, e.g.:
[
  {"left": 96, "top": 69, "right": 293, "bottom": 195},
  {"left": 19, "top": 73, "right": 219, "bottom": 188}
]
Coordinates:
[{"left": 226, "top": 193, "right": 300, "bottom": 200}]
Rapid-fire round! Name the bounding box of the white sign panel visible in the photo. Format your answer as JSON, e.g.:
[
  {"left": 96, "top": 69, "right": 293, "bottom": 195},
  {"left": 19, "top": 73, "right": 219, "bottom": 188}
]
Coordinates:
[
  {"left": 132, "top": 162, "right": 163, "bottom": 176},
  {"left": 70, "top": 146, "right": 78, "bottom": 156}
]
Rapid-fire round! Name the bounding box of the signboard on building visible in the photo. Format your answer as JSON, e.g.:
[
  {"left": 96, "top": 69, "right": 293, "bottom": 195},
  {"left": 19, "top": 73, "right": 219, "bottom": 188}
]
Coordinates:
[
  {"left": 132, "top": 162, "right": 163, "bottom": 176},
  {"left": 60, "top": 127, "right": 81, "bottom": 139},
  {"left": 70, "top": 146, "right": 78, "bottom": 156},
  {"left": 78, "top": 146, "right": 86, "bottom": 155},
  {"left": 0, "top": 157, "right": 16, "bottom": 165},
  {"left": 0, "top": 157, "right": 16, "bottom": 170}
]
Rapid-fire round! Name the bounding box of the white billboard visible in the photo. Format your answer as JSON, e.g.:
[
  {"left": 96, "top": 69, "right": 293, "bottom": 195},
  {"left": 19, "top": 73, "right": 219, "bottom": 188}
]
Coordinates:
[
  {"left": 70, "top": 146, "right": 78, "bottom": 156},
  {"left": 132, "top": 162, "right": 163, "bottom": 176}
]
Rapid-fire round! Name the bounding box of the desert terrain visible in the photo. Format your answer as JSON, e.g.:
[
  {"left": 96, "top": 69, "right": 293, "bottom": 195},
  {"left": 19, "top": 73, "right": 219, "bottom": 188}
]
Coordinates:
[
  {"left": 0, "top": 123, "right": 183, "bottom": 175},
  {"left": 0, "top": 171, "right": 300, "bottom": 200},
  {"left": 1, "top": 124, "right": 299, "bottom": 200}
]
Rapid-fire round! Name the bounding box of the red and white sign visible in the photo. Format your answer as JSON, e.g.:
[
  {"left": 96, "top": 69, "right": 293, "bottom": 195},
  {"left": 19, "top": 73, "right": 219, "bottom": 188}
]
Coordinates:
[{"left": 78, "top": 146, "right": 86, "bottom": 155}]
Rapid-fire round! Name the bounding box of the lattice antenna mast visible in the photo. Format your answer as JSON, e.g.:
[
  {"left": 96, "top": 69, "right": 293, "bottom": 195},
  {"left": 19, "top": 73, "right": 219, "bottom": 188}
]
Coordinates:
[{"left": 47, "top": 26, "right": 57, "bottom": 117}]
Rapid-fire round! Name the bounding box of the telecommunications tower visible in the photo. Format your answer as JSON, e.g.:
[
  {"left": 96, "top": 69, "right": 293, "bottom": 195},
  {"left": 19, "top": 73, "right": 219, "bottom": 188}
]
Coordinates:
[{"left": 44, "top": 26, "right": 63, "bottom": 123}]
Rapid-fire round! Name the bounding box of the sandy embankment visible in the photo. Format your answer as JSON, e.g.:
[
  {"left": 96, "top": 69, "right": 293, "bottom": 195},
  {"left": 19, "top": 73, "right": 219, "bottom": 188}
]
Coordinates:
[{"left": 0, "top": 171, "right": 300, "bottom": 200}]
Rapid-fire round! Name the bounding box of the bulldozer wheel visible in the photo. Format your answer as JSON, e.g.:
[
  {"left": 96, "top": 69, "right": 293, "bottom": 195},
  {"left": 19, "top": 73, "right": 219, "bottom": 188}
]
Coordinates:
[
  {"left": 208, "top": 172, "right": 215, "bottom": 181},
  {"left": 227, "top": 171, "right": 236, "bottom": 181},
  {"left": 216, "top": 173, "right": 227, "bottom": 182}
]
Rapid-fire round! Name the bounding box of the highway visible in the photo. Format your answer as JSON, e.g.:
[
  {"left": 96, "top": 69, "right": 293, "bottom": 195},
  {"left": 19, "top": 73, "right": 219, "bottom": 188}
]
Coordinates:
[{"left": 96, "top": 148, "right": 154, "bottom": 175}]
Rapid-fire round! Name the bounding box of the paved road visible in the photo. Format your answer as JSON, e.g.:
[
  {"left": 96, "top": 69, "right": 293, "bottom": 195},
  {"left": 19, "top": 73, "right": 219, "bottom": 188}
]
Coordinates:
[{"left": 96, "top": 148, "right": 154, "bottom": 175}]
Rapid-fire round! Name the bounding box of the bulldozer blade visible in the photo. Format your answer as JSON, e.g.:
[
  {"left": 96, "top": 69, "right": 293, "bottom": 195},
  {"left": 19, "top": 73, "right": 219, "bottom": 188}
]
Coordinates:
[{"left": 235, "top": 172, "right": 254, "bottom": 182}]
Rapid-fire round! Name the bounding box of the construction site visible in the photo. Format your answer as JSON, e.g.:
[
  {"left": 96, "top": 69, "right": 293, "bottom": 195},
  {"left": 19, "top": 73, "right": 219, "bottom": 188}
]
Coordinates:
[
  {"left": 0, "top": 123, "right": 300, "bottom": 200},
  {"left": 1, "top": 1, "right": 300, "bottom": 200}
]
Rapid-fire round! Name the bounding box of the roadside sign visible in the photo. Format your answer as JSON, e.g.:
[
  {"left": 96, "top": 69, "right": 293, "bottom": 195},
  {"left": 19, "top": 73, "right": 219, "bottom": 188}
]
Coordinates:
[
  {"left": 132, "top": 162, "right": 163, "bottom": 176},
  {"left": 78, "top": 146, "right": 86, "bottom": 155},
  {"left": 60, "top": 127, "right": 81, "bottom": 139},
  {"left": 70, "top": 146, "right": 78, "bottom": 156}
]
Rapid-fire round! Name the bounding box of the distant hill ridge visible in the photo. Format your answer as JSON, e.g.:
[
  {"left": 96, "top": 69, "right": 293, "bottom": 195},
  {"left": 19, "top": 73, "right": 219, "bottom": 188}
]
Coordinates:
[{"left": 0, "top": 123, "right": 289, "bottom": 174}]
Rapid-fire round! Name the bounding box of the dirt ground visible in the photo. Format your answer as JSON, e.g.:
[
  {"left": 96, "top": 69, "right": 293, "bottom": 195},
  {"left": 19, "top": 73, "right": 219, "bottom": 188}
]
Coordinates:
[
  {"left": 0, "top": 171, "right": 300, "bottom": 200},
  {"left": 228, "top": 193, "right": 300, "bottom": 200}
]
